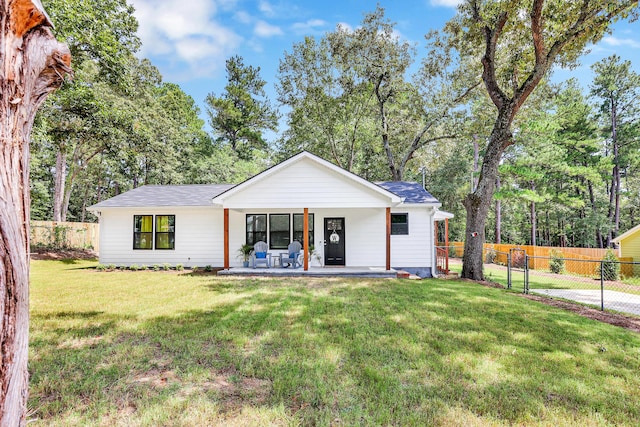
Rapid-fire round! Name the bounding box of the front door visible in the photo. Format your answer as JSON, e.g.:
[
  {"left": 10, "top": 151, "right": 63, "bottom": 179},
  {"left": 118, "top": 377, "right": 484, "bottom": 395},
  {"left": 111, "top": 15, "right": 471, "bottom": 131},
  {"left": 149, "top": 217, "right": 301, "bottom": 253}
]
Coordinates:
[{"left": 324, "top": 218, "right": 345, "bottom": 266}]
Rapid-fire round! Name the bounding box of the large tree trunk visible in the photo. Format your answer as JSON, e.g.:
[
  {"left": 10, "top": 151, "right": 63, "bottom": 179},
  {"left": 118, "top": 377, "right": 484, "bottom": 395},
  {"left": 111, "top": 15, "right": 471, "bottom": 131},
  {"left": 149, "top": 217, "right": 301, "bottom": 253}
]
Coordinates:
[
  {"left": 0, "top": 2, "right": 71, "bottom": 425},
  {"left": 462, "top": 124, "right": 511, "bottom": 280}
]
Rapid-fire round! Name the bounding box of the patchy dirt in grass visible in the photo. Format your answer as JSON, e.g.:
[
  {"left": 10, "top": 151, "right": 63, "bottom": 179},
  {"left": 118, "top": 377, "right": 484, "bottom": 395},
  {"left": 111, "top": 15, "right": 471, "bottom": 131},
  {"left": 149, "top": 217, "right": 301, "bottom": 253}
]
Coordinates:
[
  {"left": 57, "top": 335, "right": 105, "bottom": 349},
  {"left": 129, "top": 367, "right": 271, "bottom": 414},
  {"left": 31, "top": 248, "right": 97, "bottom": 261}
]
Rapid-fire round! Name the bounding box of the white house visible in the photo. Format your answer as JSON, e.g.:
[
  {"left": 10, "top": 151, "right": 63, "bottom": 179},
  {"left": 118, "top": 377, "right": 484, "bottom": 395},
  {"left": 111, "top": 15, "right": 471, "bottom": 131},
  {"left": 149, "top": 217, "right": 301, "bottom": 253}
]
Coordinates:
[{"left": 88, "top": 151, "right": 452, "bottom": 277}]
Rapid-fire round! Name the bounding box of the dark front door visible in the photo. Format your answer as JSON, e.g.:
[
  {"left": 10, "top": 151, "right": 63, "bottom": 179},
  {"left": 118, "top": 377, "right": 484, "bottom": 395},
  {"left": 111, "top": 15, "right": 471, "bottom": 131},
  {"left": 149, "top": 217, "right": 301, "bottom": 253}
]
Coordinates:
[{"left": 324, "top": 218, "right": 345, "bottom": 266}]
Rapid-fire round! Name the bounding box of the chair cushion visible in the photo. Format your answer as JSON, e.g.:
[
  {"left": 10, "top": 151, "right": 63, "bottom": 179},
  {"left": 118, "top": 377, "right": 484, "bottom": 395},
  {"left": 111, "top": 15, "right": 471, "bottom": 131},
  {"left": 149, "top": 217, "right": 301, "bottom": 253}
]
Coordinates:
[
  {"left": 289, "top": 253, "right": 297, "bottom": 259},
  {"left": 256, "top": 252, "right": 267, "bottom": 259}
]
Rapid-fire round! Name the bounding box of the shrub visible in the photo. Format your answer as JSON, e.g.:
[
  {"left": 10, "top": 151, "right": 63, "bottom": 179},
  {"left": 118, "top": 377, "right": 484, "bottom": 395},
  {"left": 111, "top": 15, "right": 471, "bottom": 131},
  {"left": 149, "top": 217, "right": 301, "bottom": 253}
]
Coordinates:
[
  {"left": 484, "top": 248, "right": 497, "bottom": 264},
  {"left": 129, "top": 264, "right": 139, "bottom": 271},
  {"left": 448, "top": 246, "right": 457, "bottom": 258},
  {"left": 140, "top": 265, "right": 148, "bottom": 271},
  {"left": 601, "top": 249, "right": 620, "bottom": 281},
  {"left": 108, "top": 264, "right": 116, "bottom": 271},
  {"left": 176, "top": 264, "right": 184, "bottom": 271},
  {"left": 511, "top": 250, "right": 525, "bottom": 269},
  {"left": 96, "top": 264, "right": 107, "bottom": 271},
  {"left": 204, "top": 265, "right": 213, "bottom": 272},
  {"left": 192, "top": 266, "right": 199, "bottom": 273},
  {"left": 153, "top": 264, "right": 161, "bottom": 271},
  {"left": 549, "top": 249, "right": 564, "bottom": 274},
  {"left": 163, "top": 263, "right": 171, "bottom": 271}
]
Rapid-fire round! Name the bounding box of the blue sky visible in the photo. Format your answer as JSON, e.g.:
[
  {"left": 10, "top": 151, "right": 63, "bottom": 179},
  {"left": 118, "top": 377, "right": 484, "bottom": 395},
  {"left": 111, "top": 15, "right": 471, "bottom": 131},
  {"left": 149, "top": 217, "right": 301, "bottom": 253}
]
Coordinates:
[{"left": 128, "top": 0, "right": 640, "bottom": 132}]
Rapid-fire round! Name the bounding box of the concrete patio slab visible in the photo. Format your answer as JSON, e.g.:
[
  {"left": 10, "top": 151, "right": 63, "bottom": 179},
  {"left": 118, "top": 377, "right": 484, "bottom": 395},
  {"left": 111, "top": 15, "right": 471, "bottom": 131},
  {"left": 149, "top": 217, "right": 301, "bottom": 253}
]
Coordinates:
[{"left": 217, "top": 266, "right": 398, "bottom": 278}]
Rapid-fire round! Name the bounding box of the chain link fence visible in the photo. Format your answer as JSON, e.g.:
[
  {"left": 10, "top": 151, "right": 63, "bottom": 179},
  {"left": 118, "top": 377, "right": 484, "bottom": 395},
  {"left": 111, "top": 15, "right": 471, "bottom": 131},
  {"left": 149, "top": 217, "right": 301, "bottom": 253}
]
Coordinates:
[{"left": 445, "top": 246, "right": 640, "bottom": 316}]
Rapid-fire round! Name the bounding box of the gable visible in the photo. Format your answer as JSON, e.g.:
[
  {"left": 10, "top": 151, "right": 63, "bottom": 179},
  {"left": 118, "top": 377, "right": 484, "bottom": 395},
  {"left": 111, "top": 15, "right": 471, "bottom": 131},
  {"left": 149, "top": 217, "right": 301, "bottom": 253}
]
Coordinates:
[
  {"left": 213, "top": 153, "right": 401, "bottom": 209},
  {"left": 613, "top": 224, "right": 640, "bottom": 244}
]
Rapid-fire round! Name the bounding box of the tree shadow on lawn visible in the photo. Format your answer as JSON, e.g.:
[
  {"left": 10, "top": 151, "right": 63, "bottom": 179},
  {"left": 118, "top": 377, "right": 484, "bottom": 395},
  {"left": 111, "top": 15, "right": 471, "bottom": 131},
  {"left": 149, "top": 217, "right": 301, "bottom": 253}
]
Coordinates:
[{"left": 28, "top": 280, "right": 640, "bottom": 426}]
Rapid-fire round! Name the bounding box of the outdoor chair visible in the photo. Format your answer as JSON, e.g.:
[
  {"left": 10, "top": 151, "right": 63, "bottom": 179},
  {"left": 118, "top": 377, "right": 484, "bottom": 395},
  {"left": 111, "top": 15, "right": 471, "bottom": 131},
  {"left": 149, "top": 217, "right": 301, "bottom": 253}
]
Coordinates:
[
  {"left": 280, "top": 241, "right": 302, "bottom": 268},
  {"left": 251, "top": 241, "right": 271, "bottom": 268}
]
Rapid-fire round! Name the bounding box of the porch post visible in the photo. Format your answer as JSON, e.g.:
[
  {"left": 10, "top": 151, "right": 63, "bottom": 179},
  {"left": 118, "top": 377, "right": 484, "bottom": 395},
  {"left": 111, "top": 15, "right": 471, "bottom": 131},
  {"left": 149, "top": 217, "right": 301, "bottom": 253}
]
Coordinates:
[
  {"left": 445, "top": 218, "right": 449, "bottom": 273},
  {"left": 386, "top": 207, "right": 391, "bottom": 270},
  {"left": 303, "top": 208, "right": 309, "bottom": 271},
  {"left": 224, "top": 208, "right": 229, "bottom": 269}
]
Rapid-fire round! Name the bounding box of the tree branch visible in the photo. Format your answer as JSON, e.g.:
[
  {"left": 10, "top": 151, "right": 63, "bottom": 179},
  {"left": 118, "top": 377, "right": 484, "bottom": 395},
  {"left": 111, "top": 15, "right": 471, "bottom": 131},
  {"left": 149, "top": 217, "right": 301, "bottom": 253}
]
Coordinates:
[{"left": 479, "top": 10, "right": 509, "bottom": 110}]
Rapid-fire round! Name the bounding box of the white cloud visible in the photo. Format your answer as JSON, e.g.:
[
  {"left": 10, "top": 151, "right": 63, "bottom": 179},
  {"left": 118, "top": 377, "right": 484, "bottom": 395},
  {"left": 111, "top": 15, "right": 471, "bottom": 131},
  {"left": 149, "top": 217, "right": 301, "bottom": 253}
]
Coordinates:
[
  {"left": 602, "top": 36, "right": 640, "bottom": 49},
  {"left": 234, "top": 10, "right": 252, "bottom": 25},
  {"left": 291, "top": 19, "right": 328, "bottom": 35},
  {"left": 430, "top": 0, "right": 462, "bottom": 7},
  {"left": 130, "top": 0, "right": 242, "bottom": 78},
  {"left": 255, "top": 20, "right": 283, "bottom": 37},
  {"left": 258, "top": 0, "right": 275, "bottom": 17}
]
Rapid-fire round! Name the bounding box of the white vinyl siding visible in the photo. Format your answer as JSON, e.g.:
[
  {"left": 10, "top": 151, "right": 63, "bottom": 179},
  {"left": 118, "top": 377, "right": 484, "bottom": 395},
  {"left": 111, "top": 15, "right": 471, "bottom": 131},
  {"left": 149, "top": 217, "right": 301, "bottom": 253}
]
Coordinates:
[
  {"left": 220, "top": 158, "right": 392, "bottom": 209},
  {"left": 390, "top": 207, "right": 434, "bottom": 269},
  {"left": 98, "top": 207, "right": 223, "bottom": 267}
]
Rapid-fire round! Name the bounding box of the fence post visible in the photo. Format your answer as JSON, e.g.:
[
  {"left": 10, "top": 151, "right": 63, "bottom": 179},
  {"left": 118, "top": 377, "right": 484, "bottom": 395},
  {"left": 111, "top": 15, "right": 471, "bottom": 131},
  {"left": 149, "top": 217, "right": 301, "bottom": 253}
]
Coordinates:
[
  {"left": 524, "top": 254, "right": 529, "bottom": 294},
  {"left": 600, "top": 261, "right": 604, "bottom": 311},
  {"left": 507, "top": 251, "right": 512, "bottom": 289}
]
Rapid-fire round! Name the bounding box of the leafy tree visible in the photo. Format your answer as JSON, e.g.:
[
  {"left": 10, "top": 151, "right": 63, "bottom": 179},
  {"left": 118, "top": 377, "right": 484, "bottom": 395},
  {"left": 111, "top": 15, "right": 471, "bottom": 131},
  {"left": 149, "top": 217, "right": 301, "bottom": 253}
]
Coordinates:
[
  {"left": 206, "top": 55, "right": 278, "bottom": 160},
  {"left": 277, "top": 36, "right": 381, "bottom": 173},
  {"left": 45, "top": 0, "right": 140, "bottom": 85},
  {"left": 279, "top": 7, "right": 470, "bottom": 181},
  {"left": 36, "top": 0, "right": 141, "bottom": 221},
  {"left": 590, "top": 55, "right": 640, "bottom": 246},
  {"left": 443, "top": 0, "right": 638, "bottom": 280}
]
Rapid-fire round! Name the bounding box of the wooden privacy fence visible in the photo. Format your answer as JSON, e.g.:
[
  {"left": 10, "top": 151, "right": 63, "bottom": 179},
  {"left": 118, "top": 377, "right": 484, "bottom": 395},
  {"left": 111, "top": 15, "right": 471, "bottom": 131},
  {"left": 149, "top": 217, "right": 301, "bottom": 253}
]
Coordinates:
[
  {"left": 450, "top": 242, "right": 635, "bottom": 277},
  {"left": 30, "top": 221, "right": 99, "bottom": 252}
]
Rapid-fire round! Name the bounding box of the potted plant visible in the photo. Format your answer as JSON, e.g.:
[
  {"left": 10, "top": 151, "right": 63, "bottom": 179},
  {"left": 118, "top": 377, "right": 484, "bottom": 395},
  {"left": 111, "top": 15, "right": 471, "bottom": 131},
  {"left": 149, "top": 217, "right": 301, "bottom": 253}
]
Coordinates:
[
  {"left": 309, "top": 244, "right": 322, "bottom": 267},
  {"left": 238, "top": 243, "right": 253, "bottom": 267}
]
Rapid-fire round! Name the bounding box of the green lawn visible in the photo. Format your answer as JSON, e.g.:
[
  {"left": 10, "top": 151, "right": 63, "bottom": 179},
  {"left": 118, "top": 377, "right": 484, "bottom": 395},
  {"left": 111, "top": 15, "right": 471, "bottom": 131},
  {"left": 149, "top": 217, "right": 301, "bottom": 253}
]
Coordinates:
[
  {"left": 450, "top": 261, "right": 640, "bottom": 296},
  {"left": 29, "top": 260, "right": 640, "bottom": 426}
]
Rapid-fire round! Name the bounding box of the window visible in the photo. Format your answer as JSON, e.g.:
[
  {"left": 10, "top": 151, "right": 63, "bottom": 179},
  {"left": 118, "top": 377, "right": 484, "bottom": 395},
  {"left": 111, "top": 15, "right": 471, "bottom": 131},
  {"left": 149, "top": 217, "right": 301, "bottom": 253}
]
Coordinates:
[
  {"left": 133, "top": 215, "right": 153, "bottom": 249},
  {"left": 391, "top": 213, "right": 409, "bottom": 235},
  {"left": 155, "top": 215, "right": 175, "bottom": 249},
  {"left": 269, "top": 214, "right": 290, "bottom": 249},
  {"left": 246, "top": 214, "right": 267, "bottom": 246},
  {"left": 293, "top": 213, "right": 314, "bottom": 247}
]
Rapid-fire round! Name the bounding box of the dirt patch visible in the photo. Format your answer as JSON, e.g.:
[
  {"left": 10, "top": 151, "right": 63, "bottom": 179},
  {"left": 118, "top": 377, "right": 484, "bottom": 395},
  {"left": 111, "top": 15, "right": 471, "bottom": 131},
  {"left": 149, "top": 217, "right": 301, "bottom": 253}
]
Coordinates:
[
  {"left": 129, "top": 367, "right": 271, "bottom": 414},
  {"left": 31, "top": 248, "right": 97, "bottom": 261}
]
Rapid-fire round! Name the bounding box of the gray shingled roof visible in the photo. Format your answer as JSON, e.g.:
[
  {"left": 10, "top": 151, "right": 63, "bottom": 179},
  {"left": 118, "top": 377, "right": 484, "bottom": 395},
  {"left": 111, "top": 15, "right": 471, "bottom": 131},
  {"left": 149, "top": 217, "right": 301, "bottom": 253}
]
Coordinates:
[
  {"left": 376, "top": 181, "right": 440, "bottom": 204},
  {"left": 89, "top": 180, "right": 438, "bottom": 209},
  {"left": 88, "top": 184, "right": 235, "bottom": 208}
]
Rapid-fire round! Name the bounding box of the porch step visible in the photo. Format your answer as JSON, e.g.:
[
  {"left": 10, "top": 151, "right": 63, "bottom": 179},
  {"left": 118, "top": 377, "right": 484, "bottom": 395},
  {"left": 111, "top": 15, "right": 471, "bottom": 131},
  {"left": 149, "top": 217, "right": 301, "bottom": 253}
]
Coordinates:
[{"left": 396, "top": 270, "right": 410, "bottom": 279}]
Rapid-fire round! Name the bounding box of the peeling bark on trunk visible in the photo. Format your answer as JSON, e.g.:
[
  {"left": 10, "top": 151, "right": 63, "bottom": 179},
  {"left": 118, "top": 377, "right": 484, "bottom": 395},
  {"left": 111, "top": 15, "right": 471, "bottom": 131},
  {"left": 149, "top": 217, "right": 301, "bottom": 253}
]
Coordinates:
[{"left": 0, "top": 1, "right": 71, "bottom": 425}]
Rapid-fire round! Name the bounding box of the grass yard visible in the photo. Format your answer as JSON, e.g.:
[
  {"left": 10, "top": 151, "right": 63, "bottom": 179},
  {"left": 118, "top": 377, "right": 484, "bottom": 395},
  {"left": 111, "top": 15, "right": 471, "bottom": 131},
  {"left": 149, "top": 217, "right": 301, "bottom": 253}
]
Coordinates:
[
  {"left": 449, "top": 260, "right": 640, "bottom": 296},
  {"left": 29, "top": 260, "right": 640, "bottom": 426}
]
